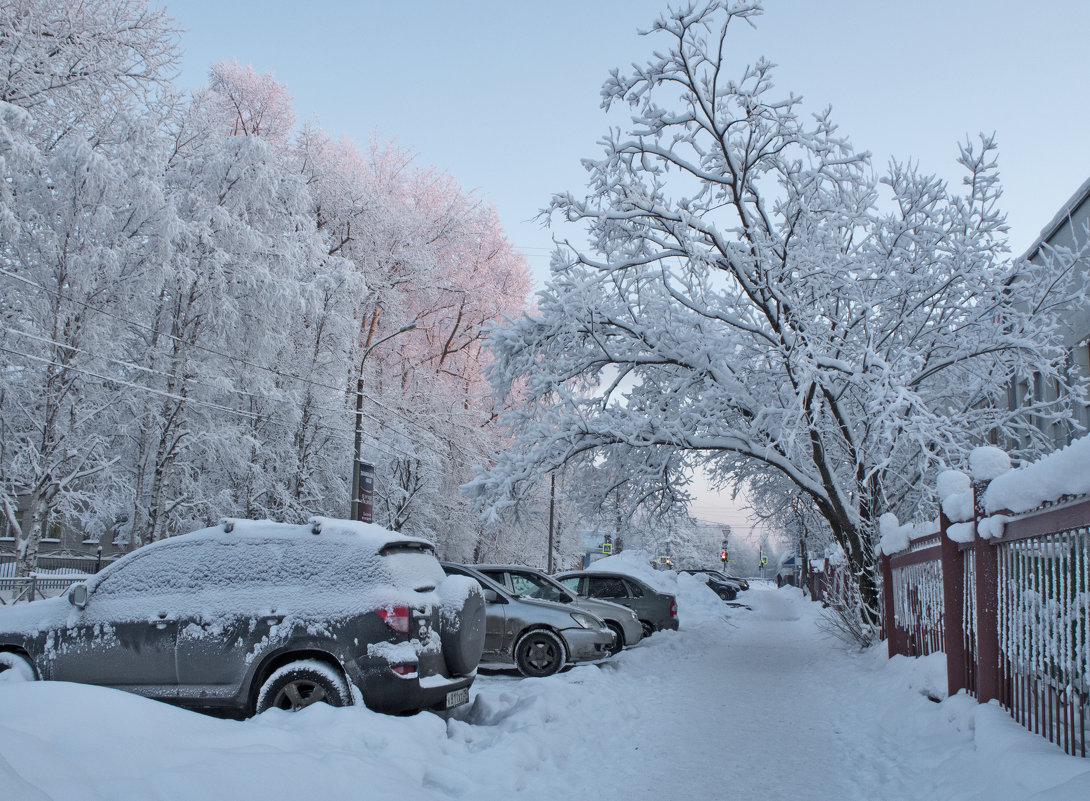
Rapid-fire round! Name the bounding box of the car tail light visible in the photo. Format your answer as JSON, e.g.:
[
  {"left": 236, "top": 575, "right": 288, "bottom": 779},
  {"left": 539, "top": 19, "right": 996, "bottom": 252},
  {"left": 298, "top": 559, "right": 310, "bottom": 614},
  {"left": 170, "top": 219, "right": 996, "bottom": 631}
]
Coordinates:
[
  {"left": 391, "top": 664, "right": 417, "bottom": 676},
  {"left": 377, "top": 604, "right": 411, "bottom": 634},
  {"left": 669, "top": 599, "right": 678, "bottom": 618}
]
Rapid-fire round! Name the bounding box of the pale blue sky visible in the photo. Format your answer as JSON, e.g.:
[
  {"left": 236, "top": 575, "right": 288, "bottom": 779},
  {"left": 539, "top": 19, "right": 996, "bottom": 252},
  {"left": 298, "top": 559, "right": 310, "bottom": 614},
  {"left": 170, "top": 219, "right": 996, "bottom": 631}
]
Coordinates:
[
  {"left": 165, "top": 0, "right": 1090, "bottom": 291},
  {"left": 164, "top": 0, "right": 1090, "bottom": 529}
]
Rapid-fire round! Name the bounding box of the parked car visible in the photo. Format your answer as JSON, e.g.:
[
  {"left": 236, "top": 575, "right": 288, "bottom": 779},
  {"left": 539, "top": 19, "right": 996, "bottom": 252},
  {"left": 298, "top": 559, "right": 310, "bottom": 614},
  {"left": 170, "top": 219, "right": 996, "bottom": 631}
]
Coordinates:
[
  {"left": 473, "top": 564, "right": 643, "bottom": 655},
  {"left": 681, "top": 569, "right": 747, "bottom": 600},
  {"left": 553, "top": 570, "right": 678, "bottom": 638},
  {"left": 0, "top": 518, "right": 485, "bottom": 718},
  {"left": 440, "top": 562, "right": 615, "bottom": 677}
]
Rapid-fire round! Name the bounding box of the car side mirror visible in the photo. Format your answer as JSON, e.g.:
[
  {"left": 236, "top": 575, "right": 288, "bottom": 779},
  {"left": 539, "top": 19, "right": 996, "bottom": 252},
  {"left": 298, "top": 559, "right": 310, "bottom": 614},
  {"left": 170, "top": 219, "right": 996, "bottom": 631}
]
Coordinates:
[
  {"left": 482, "top": 588, "right": 499, "bottom": 603},
  {"left": 68, "top": 583, "right": 88, "bottom": 610}
]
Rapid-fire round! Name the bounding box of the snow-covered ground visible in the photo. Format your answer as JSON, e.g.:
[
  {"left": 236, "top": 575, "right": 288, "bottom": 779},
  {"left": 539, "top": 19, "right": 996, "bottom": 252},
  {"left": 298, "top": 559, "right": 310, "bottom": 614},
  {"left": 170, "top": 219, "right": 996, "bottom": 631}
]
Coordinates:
[{"left": 2, "top": 578, "right": 1088, "bottom": 801}]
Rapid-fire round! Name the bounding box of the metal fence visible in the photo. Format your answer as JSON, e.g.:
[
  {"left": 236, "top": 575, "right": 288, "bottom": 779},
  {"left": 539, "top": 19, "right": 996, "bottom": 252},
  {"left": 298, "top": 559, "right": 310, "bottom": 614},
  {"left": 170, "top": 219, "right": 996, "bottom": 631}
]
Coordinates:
[
  {"left": 0, "top": 574, "right": 87, "bottom": 604},
  {"left": 998, "top": 526, "right": 1089, "bottom": 756},
  {"left": 0, "top": 552, "right": 116, "bottom": 605},
  {"left": 881, "top": 490, "right": 1090, "bottom": 757},
  {"left": 888, "top": 531, "right": 945, "bottom": 657}
]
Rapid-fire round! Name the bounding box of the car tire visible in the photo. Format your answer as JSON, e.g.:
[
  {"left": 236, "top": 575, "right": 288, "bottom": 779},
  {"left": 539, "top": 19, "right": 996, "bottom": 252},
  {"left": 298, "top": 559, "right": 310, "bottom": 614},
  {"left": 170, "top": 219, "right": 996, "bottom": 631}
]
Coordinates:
[
  {"left": 605, "top": 622, "right": 624, "bottom": 656},
  {"left": 439, "top": 579, "right": 486, "bottom": 676},
  {"left": 640, "top": 620, "right": 655, "bottom": 639},
  {"left": 513, "top": 629, "right": 567, "bottom": 678},
  {"left": 722, "top": 588, "right": 738, "bottom": 601},
  {"left": 255, "top": 659, "right": 350, "bottom": 714},
  {"left": 0, "top": 652, "right": 36, "bottom": 683}
]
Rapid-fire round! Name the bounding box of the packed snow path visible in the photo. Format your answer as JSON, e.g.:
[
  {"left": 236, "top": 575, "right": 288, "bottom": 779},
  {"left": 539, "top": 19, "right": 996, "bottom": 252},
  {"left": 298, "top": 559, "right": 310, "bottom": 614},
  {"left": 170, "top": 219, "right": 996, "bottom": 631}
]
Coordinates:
[{"left": 2, "top": 581, "right": 1090, "bottom": 800}]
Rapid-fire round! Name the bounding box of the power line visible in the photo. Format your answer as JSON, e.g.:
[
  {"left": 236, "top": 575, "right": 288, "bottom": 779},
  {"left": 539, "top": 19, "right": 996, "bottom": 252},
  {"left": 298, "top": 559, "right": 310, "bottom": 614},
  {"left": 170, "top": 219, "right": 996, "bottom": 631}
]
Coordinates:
[{"left": 0, "top": 267, "right": 503, "bottom": 464}]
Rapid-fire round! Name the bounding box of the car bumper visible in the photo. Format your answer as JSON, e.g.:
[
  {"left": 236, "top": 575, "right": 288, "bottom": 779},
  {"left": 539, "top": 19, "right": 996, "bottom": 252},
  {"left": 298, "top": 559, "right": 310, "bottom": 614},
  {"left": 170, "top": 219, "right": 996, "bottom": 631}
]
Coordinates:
[
  {"left": 560, "top": 626, "right": 616, "bottom": 662},
  {"left": 352, "top": 666, "right": 475, "bottom": 715},
  {"left": 619, "top": 617, "right": 644, "bottom": 646}
]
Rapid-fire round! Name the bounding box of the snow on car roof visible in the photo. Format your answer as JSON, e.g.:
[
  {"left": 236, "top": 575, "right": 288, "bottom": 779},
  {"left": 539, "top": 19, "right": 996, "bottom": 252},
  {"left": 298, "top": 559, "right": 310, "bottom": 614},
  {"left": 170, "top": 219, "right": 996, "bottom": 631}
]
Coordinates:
[{"left": 212, "top": 516, "right": 434, "bottom": 550}]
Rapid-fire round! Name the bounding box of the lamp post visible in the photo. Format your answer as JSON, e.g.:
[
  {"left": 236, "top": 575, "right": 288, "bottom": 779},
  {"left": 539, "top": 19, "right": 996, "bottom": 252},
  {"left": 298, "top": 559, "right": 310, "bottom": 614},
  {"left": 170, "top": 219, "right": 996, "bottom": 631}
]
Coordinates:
[{"left": 351, "top": 322, "right": 416, "bottom": 522}]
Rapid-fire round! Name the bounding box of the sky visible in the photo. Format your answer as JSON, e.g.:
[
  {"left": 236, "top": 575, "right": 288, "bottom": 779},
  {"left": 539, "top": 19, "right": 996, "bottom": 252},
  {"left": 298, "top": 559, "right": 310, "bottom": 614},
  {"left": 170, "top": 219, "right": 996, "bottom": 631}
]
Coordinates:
[{"left": 160, "top": 0, "right": 1090, "bottom": 531}]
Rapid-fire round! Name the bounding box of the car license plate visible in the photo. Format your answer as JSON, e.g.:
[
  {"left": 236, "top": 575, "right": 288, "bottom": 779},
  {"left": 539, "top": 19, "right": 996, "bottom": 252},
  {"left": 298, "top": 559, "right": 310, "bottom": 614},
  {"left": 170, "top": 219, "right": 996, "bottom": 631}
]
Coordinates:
[{"left": 446, "top": 687, "right": 469, "bottom": 709}]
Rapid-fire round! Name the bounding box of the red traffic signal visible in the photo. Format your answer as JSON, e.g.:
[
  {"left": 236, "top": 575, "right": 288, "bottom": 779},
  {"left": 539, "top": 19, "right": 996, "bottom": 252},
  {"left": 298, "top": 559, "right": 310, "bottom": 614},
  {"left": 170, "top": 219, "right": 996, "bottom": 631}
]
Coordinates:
[{"left": 720, "top": 550, "right": 728, "bottom": 562}]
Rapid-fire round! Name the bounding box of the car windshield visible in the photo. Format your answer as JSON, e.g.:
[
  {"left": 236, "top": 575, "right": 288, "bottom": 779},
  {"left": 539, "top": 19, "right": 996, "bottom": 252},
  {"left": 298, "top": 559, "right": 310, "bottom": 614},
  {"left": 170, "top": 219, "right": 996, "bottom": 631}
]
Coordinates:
[{"left": 508, "top": 572, "right": 569, "bottom": 602}]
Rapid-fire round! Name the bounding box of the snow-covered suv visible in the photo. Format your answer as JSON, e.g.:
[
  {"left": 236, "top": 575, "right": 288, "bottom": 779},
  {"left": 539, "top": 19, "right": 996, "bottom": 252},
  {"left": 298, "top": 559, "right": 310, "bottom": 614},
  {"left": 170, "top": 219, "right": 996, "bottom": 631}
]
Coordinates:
[{"left": 0, "top": 518, "right": 485, "bottom": 717}]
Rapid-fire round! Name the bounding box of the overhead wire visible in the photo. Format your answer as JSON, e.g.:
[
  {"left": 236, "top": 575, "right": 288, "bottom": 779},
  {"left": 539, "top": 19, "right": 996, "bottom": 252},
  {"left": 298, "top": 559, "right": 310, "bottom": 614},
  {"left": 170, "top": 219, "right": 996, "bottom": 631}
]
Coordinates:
[{"left": 0, "top": 267, "right": 504, "bottom": 467}]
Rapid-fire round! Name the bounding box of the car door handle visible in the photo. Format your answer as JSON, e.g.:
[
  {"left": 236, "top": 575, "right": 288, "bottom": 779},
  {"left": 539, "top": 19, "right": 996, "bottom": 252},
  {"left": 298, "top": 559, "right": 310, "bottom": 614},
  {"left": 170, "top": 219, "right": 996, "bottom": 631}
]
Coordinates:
[{"left": 150, "top": 615, "right": 175, "bottom": 629}]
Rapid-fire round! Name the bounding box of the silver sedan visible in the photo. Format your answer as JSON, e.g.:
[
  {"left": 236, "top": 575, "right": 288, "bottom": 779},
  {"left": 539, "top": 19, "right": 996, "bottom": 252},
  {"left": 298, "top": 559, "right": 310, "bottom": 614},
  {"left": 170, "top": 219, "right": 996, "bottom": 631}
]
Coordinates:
[
  {"left": 441, "top": 563, "right": 615, "bottom": 677},
  {"left": 474, "top": 564, "right": 643, "bottom": 654}
]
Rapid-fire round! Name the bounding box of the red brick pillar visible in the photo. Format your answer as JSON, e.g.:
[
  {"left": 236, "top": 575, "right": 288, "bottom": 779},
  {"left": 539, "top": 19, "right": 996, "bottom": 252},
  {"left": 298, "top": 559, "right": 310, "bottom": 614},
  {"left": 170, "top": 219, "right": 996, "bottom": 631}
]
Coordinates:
[
  {"left": 939, "top": 510, "right": 966, "bottom": 697},
  {"left": 973, "top": 479, "right": 1001, "bottom": 704}
]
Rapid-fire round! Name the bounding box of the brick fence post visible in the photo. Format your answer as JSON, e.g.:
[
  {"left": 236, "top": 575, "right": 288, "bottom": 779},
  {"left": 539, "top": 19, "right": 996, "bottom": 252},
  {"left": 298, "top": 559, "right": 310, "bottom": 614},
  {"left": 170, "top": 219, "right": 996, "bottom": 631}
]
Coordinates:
[
  {"left": 973, "top": 479, "right": 1001, "bottom": 704},
  {"left": 939, "top": 509, "right": 966, "bottom": 697}
]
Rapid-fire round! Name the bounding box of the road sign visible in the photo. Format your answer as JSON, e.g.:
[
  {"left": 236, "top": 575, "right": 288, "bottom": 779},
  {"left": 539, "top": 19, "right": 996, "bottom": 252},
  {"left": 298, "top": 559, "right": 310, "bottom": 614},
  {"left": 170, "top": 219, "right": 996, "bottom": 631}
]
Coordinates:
[
  {"left": 601, "top": 542, "right": 613, "bottom": 555},
  {"left": 356, "top": 462, "right": 375, "bottom": 524}
]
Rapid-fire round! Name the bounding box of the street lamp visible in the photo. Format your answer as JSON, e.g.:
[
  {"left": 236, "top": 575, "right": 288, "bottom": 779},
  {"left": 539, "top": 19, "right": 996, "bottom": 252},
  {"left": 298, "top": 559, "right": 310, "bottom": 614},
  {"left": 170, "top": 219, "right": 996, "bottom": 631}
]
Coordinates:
[{"left": 351, "top": 322, "right": 417, "bottom": 522}]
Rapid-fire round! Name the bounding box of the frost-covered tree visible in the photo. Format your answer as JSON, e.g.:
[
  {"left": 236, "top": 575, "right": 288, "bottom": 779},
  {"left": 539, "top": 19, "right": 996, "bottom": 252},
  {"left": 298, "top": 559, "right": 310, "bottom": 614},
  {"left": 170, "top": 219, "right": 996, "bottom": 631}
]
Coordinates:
[
  {"left": 0, "top": 0, "right": 178, "bottom": 573},
  {"left": 468, "top": 1, "right": 1084, "bottom": 622},
  {"left": 0, "top": 0, "right": 531, "bottom": 565}
]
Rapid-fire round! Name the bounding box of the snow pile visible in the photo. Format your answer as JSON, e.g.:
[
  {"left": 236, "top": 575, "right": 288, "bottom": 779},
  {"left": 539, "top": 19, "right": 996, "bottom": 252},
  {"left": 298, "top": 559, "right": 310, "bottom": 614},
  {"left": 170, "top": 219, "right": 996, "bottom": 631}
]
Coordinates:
[
  {"left": 946, "top": 522, "right": 976, "bottom": 544},
  {"left": 977, "top": 515, "right": 1011, "bottom": 540},
  {"left": 969, "top": 446, "right": 1011, "bottom": 482},
  {"left": 984, "top": 434, "right": 1090, "bottom": 514},
  {"left": 878, "top": 513, "right": 908, "bottom": 555},
  {"left": 672, "top": 572, "right": 735, "bottom": 625},
  {"left": 938, "top": 469, "right": 974, "bottom": 523}
]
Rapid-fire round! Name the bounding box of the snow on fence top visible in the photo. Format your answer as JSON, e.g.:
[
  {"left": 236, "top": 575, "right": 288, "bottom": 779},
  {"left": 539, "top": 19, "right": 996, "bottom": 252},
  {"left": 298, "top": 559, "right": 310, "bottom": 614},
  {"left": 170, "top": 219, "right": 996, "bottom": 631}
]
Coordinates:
[
  {"left": 877, "top": 513, "right": 937, "bottom": 556},
  {"left": 983, "top": 434, "right": 1090, "bottom": 515},
  {"left": 968, "top": 446, "right": 1011, "bottom": 482},
  {"left": 938, "top": 469, "right": 973, "bottom": 523}
]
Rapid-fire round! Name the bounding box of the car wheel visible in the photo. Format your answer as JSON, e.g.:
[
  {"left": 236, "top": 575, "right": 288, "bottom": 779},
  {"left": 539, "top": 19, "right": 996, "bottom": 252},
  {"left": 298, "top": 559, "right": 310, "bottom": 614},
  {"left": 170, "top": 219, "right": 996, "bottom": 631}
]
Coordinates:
[
  {"left": 513, "top": 629, "right": 567, "bottom": 678},
  {"left": 722, "top": 588, "right": 738, "bottom": 601},
  {"left": 640, "top": 620, "right": 655, "bottom": 639},
  {"left": 0, "top": 652, "right": 36, "bottom": 683},
  {"left": 605, "top": 622, "right": 624, "bottom": 656},
  {"left": 255, "top": 659, "right": 350, "bottom": 714}
]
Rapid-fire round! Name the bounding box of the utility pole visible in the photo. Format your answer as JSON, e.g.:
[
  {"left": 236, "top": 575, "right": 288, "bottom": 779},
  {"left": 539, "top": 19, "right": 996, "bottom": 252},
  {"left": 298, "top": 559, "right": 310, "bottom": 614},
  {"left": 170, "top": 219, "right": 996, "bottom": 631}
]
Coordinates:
[
  {"left": 547, "top": 473, "right": 556, "bottom": 573},
  {"left": 351, "top": 322, "right": 416, "bottom": 522}
]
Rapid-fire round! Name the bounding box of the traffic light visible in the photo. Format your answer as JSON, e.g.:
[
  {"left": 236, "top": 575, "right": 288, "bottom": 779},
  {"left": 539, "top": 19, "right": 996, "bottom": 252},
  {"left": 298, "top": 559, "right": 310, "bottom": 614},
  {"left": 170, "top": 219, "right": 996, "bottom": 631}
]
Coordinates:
[{"left": 720, "top": 550, "right": 728, "bottom": 563}]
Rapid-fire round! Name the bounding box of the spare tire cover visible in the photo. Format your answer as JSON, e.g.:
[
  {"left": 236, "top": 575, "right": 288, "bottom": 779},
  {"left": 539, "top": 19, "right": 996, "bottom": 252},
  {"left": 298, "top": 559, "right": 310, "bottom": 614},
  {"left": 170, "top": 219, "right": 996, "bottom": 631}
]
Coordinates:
[{"left": 437, "top": 575, "right": 486, "bottom": 676}]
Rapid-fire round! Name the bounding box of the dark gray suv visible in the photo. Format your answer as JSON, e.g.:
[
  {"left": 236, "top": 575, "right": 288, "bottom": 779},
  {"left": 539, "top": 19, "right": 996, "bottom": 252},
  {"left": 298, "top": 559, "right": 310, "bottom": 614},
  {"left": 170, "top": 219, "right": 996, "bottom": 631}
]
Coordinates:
[{"left": 0, "top": 518, "right": 485, "bottom": 717}]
